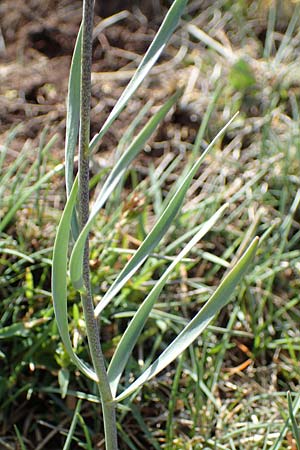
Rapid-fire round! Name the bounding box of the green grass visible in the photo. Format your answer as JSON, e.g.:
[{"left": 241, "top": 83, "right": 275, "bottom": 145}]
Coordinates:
[{"left": 1, "top": 0, "right": 300, "bottom": 448}]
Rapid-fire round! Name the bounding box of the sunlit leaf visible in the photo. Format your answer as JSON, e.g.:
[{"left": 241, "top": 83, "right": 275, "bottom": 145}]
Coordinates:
[
  {"left": 52, "top": 178, "right": 98, "bottom": 382},
  {"left": 114, "top": 237, "right": 259, "bottom": 402},
  {"left": 89, "top": 0, "right": 188, "bottom": 153},
  {"left": 108, "top": 204, "right": 228, "bottom": 396},
  {"left": 69, "top": 91, "right": 183, "bottom": 291},
  {"left": 93, "top": 114, "right": 238, "bottom": 317}
]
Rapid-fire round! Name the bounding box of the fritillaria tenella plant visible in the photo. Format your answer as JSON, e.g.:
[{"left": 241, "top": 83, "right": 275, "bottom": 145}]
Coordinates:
[{"left": 52, "top": 1, "right": 259, "bottom": 448}]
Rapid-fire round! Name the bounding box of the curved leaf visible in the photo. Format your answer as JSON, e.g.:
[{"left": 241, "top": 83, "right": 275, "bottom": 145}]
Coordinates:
[
  {"left": 64, "top": 23, "right": 82, "bottom": 240},
  {"left": 65, "top": 23, "right": 82, "bottom": 197},
  {"left": 107, "top": 204, "right": 228, "bottom": 396},
  {"left": 93, "top": 113, "right": 238, "bottom": 317},
  {"left": 89, "top": 0, "right": 188, "bottom": 153},
  {"left": 114, "top": 237, "right": 259, "bottom": 402},
  {"left": 69, "top": 90, "right": 182, "bottom": 290},
  {"left": 52, "top": 178, "right": 98, "bottom": 382}
]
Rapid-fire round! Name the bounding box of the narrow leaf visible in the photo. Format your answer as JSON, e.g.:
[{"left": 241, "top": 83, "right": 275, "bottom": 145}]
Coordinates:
[
  {"left": 69, "top": 91, "right": 182, "bottom": 290},
  {"left": 89, "top": 0, "right": 187, "bottom": 153},
  {"left": 51, "top": 178, "right": 98, "bottom": 382},
  {"left": 0, "top": 161, "right": 63, "bottom": 233},
  {"left": 288, "top": 391, "right": 300, "bottom": 450},
  {"left": 114, "top": 237, "right": 259, "bottom": 402},
  {"left": 94, "top": 113, "right": 238, "bottom": 317},
  {"left": 63, "top": 399, "right": 82, "bottom": 450},
  {"left": 65, "top": 23, "right": 82, "bottom": 197},
  {"left": 14, "top": 425, "right": 27, "bottom": 450},
  {"left": 0, "top": 248, "right": 34, "bottom": 263},
  {"left": 0, "top": 323, "right": 28, "bottom": 339},
  {"left": 108, "top": 204, "right": 228, "bottom": 396},
  {"left": 65, "top": 23, "right": 82, "bottom": 240},
  {"left": 272, "top": 391, "right": 300, "bottom": 450}
]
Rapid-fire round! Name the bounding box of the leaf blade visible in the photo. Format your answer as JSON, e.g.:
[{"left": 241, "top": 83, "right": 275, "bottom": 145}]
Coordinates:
[
  {"left": 89, "top": 0, "right": 188, "bottom": 153},
  {"left": 64, "top": 23, "right": 82, "bottom": 240},
  {"left": 288, "top": 391, "right": 300, "bottom": 450},
  {"left": 69, "top": 90, "right": 182, "bottom": 290},
  {"left": 65, "top": 23, "right": 82, "bottom": 197},
  {"left": 94, "top": 113, "right": 238, "bottom": 317},
  {"left": 107, "top": 204, "right": 228, "bottom": 397},
  {"left": 51, "top": 178, "right": 98, "bottom": 382},
  {"left": 114, "top": 237, "right": 259, "bottom": 402}
]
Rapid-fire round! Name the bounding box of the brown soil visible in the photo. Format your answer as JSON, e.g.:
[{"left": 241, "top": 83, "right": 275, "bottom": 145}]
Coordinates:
[{"left": 0, "top": 0, "right": 186, "bottom": 162}]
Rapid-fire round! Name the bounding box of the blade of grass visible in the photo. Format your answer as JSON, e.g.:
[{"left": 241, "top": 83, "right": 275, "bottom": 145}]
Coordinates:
[
  {"left": 114, "top": 236, "right": 259, "bottom": 402},
  {"left": 0, "top": 248, "right": 34, "bottom": 263},
  {"left": 91, "top": 90, "right": 181, "bottom": 218},
  {"left": 272, "top": 391, "right": 300, "bottom": 450},
  {"left": 274, "top": 4, "right": 300, "bottom": 65},
  {"left": 0, "top": 157, "right": 63, "bottom": 233},
  {"left": 12, "top": 134, "right": 57, "bottom": 198},
  {"left": 166, "top": 355, "right": 183, "bottom": 449},
  {"left": 186, "top": 24, "right": 236, "bottom": 63},
  {"left": 51, "top": 177, "right": 98, "bottom": 382},
  {"left": 93, "top": 11, "right": 129, "bottom": 40},
  {"left": 63, "top": 399, "right": 82, "bottom": 450},
  {"left": 149, "top": 162, "right": 163, "bottom": 217},
  {"left": 192, "top": 81, "right": 223, "bottom": 158},
  {"left": 94, "top": 114, "right": 238, "bottom": 317},
  {"left": 288, "top": 391, "right": 300, "bottom": 450},
  {"left": 107, "top": 204, "right": 228, "bottom": 396},
  {"left": 161, "top": 82, "right": 223, "bottom": 211},
  {"left": 263, "top": 2, "right": 276, "bottom": 59},
  {"left": 0, "top": 124, "right": 23, "bottom": 173},
  {"left": 0, "top": 146, "right": 29, "bottom": 204},
  {"left": 89, "top": 0, "right": 188, "bottom": 153},
  {"left": 14, "top": 425, "right": 27, "bottom": 450},
  {"left": 77, "top": 414, "right": 93, "bottom": 450},
  {"left": 69, "top": 90, "right": 182, "bottom": 290},
  {"left": 0, "top": 323, "right": 29, "bottom": 339}
]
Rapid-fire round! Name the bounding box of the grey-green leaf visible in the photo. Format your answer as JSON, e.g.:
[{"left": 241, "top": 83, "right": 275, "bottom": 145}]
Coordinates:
[
  {"left": 114, "top": 237, "right": 259, "bottom": 402},
  {"left": 89, "top": 0, "right": 188, "bottom": 153},
  {"left": 288, "top": 391, "right": 300, "bottom": 450},
  {"left": 107, "top": 204, "right": 228, "bottom": 397},
  {"left": 94, "top": 113, "right": 238, "bottom": 317},
  {"left": 51, "top": 177, "right": 98, "bottom": 382},
  {"left": 65, "top": 23, "right": 82, "bottom": 197},
  {"left": 64, "top": 23, "right": 82, "bottom": 240},
  {"left": 69, "top": 90, "right": 182, "bottom": 291}
]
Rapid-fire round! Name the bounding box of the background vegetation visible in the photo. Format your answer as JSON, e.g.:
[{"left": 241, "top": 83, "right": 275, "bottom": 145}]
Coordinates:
[{"left": 1, "top": 0, "right": 300, "bottom": 448}]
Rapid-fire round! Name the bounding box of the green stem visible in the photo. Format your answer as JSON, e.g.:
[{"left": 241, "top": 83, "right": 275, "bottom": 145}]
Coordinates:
[{"left": 78, "top": 1, "right": 118, "bottom": 448}]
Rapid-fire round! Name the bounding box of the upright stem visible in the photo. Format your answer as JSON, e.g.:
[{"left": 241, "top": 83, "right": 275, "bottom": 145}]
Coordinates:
[{"left": 78, "top": 1, "right": 118, "bottom": 448}]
